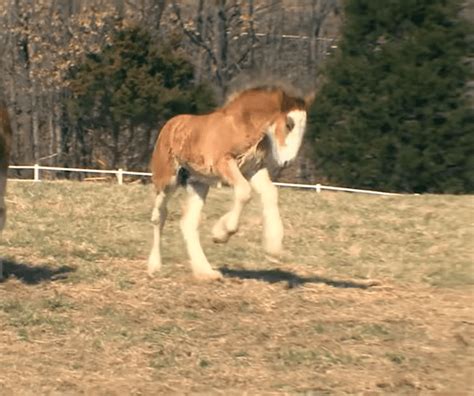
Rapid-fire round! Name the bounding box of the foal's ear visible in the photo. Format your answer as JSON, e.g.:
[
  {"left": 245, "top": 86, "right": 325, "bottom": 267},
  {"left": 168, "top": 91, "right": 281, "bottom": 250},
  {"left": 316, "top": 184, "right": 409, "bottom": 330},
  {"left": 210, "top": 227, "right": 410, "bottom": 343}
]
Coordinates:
[{"left": 304, "top": 91, "right": 316, "bottom": 108}]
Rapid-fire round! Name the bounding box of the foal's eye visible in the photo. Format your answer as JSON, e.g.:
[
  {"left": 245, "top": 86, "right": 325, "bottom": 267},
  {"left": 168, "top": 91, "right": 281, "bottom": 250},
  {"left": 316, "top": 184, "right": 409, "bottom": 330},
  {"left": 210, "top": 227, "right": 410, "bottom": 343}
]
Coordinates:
[{"left": 286, "top": 116, "right": 295, "bottom": 131}]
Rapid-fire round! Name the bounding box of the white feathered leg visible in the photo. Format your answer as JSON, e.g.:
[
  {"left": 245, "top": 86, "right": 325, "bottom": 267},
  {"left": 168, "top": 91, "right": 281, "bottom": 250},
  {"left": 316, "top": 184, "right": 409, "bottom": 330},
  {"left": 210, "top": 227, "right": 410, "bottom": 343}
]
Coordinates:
[
  {"left": 250, "top": 167, "right": 283, "bottom": 256},
  {"left": 212, "top": 159, "right": 252, "bottom": 243},
  {"left": 181, "top": 182, "right": 222, "bottom": 280}
]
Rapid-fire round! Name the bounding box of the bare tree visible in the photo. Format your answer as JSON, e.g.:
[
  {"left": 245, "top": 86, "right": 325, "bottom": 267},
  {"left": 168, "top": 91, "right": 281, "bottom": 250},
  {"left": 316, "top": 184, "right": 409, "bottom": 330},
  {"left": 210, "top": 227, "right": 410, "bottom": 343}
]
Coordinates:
[
  {"left": 171, "top": 0, "right": 264, "bottom": 98},
  {"left": 170, "top": 0, "right": 340, "bottom": 98},
  {"left": 0, "top": 0, "right": 341, "bottom": 183},
  {"left": 308, "top": 0, "right": 340, "bottom": 74}
]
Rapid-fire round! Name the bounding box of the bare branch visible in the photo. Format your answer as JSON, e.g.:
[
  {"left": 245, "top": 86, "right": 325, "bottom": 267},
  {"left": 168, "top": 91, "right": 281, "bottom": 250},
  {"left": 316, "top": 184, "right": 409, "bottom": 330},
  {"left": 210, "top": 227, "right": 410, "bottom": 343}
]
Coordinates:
[{"left": 171, "top": 1, "right": 218, "bottom": 67}]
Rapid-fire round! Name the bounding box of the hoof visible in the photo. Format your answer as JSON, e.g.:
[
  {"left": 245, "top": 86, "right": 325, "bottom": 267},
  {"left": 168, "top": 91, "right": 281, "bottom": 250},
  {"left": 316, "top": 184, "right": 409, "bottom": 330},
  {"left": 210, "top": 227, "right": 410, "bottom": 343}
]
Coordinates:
[
  {"left": 265, "top": 254, "right": 281, "bottom": 264},
  {"left": 211, "top": 224, "right": 230, "bottom": 243},
  {"left": 212, "top": 228, "right": 237, "bottom": 244},
  {"left": 212, "top": 216, "right": 238, "bottom": 244},
  {"left": 212, "top": 234, "right": 229, "bottom": 244},
  {"left": 264, "top": 245, "right": 283, "bottom": 264},
  {"left": 264, "top": 242, "right": 283, "bottom": 258},
  {"left": 193, "top": 269, "right": 223, "bottom": 281},
  {"left": 147, "top": 268, "right": 159, "bottom": 277},
  {"left": 147, "top": 260, "right": 161, "bottom": 277},
  {"left": 148, "top": 248, "right": 162, "bottom": 276}
]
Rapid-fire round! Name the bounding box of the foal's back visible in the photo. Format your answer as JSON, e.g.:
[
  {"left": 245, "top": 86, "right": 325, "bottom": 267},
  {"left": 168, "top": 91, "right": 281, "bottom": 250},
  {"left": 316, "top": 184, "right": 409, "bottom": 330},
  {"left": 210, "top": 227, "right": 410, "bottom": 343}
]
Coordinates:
[{"left": 151, "top": 103, "right": 268, "bottom": 187}]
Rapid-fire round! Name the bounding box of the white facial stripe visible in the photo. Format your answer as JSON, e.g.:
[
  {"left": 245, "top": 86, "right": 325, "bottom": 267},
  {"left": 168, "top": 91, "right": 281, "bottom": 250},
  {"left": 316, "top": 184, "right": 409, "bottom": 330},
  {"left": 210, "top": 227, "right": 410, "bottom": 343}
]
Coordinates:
[{"left": 267, "top": 110, "right": 307, "bottom": 166}]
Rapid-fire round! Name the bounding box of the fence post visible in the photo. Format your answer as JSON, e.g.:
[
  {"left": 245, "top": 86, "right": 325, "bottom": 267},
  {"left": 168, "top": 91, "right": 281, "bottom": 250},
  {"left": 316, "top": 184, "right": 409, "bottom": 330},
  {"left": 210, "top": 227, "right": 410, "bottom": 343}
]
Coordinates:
[
  {"left": 117, "top": 168, "right": 123, "bottom": 185},
  {"left": 34, "top": 164, "right": 40, "bottom": 182},
  {"left": 315, "top": 183, "right": 321, "bottom": 193}
]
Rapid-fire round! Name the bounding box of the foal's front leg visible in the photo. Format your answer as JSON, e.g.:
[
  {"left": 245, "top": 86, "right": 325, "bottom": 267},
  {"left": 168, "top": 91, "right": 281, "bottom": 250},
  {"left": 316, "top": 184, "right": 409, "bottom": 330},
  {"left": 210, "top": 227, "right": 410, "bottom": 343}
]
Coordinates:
[
  {"left": 181, "top": 182, "right": 222, "bottom": 280},
  {"left": 250, "top": 167, "right": 283, "bottom": 256},
  {"left": 212, "top": 158, "right": 252, "bottom": 243}
]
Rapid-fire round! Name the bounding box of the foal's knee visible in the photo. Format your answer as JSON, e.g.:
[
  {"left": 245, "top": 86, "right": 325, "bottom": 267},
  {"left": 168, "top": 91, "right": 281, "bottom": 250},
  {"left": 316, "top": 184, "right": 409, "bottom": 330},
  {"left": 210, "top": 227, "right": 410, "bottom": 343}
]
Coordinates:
[
  {"left": 261, "top": 182, "right": 278, "bottom": 206},
  {"left": 236, "top": 182, "right": 252, "bottom": 203}
]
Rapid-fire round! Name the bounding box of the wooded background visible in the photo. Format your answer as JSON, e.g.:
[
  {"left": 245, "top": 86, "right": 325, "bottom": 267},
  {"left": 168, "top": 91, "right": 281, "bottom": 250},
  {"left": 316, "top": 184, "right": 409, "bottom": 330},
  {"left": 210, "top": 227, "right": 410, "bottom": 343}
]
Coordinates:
[
  {"left": 1, "top": 0, "right": 472, "bottom": 192},
  {"left": 0, "top": 0, "right": 340, "bottom": 177}
]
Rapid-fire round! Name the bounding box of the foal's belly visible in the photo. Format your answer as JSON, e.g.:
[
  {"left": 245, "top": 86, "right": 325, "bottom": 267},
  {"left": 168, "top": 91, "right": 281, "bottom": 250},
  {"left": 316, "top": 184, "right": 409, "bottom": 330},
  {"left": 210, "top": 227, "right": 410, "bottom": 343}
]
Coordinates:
[
  {"left": 177, "top": 137, "right": 277, "bottom": 185},
  {"left": 187, "top": 170, "right": 222, "bottom": 186}
]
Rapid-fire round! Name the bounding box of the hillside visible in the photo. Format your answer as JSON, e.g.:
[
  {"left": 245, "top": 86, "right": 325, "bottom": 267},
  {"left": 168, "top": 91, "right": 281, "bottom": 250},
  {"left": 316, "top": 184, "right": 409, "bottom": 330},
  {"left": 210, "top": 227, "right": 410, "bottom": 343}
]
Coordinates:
[{"left": 1, "top": 181, "right": 473, "bottom": 394}]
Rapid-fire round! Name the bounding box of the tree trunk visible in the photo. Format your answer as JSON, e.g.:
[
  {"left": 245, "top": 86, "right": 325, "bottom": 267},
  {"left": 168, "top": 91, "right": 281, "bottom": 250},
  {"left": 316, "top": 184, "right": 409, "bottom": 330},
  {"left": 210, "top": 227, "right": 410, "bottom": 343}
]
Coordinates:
[
  {"left": 47, "top": 98, "right": 55, "bottom": 164},
  {"left": 55, "top": 101, "right": 63, "bottom": 163},
  {"left": 247, "top": 0, "right": 256, "bottom": 68},
  {"left": 112, "top": 123, "right": 120, "bottom": 169},
  {"left": 215, "top": 0, "right": 229, "bottom": 98},
  {"left": 30, "top": 79, "right": 40, "bottom": 161},
  {"left": 153, "top": 0, "right": 167, "bottom": 31}
]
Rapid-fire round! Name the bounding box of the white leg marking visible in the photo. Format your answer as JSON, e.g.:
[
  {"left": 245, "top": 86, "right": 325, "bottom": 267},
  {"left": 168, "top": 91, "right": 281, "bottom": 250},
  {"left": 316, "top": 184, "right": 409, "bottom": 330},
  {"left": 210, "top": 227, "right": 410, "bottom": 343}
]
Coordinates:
[
  {"left": 147, "top": 191, "right": 171, "bottom": 276},
  {"left": 212, "top": 174, "right": 252, "bottom": 243},
  {"left": 181, "top": 183, "right": 222, "bottom": 280},
  {"left": 250, "top": 168, "right": 283, "bottom": 256}
]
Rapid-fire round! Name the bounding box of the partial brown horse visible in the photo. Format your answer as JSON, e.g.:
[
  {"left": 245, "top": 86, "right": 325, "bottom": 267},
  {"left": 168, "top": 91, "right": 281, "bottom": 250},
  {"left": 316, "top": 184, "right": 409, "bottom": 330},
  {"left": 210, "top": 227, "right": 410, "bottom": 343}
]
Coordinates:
[
  {"left": 148, "top": 85, "right": 313, "bottom": 280},
  {"left": 0, "top": 98, "right": 12, "bottom": 233},
  {"left": 0, "top": 98, "right": 12, "bottom": 279}
]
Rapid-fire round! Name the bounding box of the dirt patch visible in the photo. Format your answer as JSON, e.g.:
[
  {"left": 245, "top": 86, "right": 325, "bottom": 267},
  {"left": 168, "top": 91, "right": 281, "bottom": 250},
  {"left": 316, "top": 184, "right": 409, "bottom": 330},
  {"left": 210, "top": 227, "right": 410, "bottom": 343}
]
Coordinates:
[
  {"left": 1, "top": 181, "right": 473, "bottom": 394},
  {"left": 1, "top": 259, "right": 473, "bottom": 394}
]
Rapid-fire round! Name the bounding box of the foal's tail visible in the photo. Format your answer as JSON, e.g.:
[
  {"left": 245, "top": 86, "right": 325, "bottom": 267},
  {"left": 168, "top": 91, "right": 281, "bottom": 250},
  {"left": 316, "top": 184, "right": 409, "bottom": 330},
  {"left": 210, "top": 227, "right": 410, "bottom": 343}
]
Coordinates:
[{"left": 150, "top": 120, "right": 179, "bottom": 194}]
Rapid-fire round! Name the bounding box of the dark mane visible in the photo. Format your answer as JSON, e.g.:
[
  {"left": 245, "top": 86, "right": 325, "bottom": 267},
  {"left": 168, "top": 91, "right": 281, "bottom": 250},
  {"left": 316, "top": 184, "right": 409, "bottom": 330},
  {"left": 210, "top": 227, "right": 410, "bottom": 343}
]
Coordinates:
[
  {"left": 224, "top": 75, "right": 307, "bottom": 104},
  {"left": 224, "top": 82, "right": 306, "bottom": 110}
]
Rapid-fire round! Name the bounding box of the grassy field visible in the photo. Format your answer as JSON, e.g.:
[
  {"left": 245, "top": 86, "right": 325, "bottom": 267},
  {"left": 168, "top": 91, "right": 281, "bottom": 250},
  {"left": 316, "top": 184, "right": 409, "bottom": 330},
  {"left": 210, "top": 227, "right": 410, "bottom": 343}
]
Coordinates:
[{"left": 0, "top": 180, "right": 473, "bottom": 395}]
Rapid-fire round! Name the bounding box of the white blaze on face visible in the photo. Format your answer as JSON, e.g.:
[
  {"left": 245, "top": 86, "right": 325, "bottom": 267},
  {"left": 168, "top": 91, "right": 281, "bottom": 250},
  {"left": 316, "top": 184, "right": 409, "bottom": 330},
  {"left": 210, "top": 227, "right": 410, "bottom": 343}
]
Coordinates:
[{"left": 268, "top": 110, "right": 307, "bottom": 166}]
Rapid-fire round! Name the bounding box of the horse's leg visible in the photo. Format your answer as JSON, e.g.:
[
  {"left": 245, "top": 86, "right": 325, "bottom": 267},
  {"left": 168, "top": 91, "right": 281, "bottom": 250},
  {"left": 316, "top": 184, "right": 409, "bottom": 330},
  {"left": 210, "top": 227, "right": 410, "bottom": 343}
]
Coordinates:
[
  {"left": 181, "top": 181, "right": 222, "bottom": 280},
  {"left": 0, "top": 167, "right": 7, "bottom": 232},
  {"left": 250, "top": 167, "right": 283, "bottom": 256},
  {"left": 147, "top": 185, "right": 175, "bottom": 276},
  {"left": 0, "top": 168, "right": 8, "bottom": 280},
  {"left": 212, "top": 158, "right": 252, "bottom": 243}
]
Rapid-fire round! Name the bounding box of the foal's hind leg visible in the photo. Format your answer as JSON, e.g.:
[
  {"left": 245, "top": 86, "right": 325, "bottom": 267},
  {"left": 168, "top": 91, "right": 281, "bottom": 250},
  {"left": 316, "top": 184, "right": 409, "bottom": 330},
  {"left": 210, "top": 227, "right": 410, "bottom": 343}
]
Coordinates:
[
  {"left": 147, "top": 185, "right": 175, "bottom": 276},
  {"left": 250, "top": 167, "right": 283, "bottom": 256},
  {"left": 212, "top": 158, "right": 252, "bottom": 243},
  {"left": 181, "top": 182, "right": 222, "bottom": 280}
]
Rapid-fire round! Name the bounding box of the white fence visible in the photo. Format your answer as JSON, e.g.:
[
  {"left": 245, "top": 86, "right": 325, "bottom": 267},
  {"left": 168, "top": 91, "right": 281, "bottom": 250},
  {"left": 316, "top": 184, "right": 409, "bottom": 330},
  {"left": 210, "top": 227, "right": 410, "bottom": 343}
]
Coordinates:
[{"left": 8, "top": 164, "right": 403, "bottom": 196}]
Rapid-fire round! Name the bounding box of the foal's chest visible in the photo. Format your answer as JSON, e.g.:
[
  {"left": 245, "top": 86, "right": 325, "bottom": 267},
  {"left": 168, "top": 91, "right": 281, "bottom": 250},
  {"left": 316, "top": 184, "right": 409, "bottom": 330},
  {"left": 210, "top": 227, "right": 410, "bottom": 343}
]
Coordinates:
[{"left": 236, "top": 138, "right": 271, "bottom": 178}]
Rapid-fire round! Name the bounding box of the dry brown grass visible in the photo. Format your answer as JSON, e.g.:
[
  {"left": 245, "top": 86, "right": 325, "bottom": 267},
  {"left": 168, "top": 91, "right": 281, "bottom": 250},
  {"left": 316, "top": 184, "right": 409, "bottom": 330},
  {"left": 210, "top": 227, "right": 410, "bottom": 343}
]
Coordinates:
[{"left": 0, "top": 180, "right": 473, "bottom": 395}]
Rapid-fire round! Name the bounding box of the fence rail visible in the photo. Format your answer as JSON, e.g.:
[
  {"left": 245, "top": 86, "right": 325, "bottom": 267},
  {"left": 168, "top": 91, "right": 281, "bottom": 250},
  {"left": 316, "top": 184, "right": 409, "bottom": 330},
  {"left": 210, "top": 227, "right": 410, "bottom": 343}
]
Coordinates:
[{"left": 8, "top": 164, "right": 403, "bottom": 196}]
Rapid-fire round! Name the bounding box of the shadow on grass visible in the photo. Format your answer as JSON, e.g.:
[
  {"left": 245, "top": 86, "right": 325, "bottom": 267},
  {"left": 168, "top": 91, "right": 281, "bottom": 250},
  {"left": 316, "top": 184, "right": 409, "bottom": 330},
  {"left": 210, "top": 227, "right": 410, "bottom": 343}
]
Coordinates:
[
  {"left": 220, "top": 267, "right": 379, "bottom": 289},
  {"left": 0, "top": 259, "right": 75, "bottom": 285}
]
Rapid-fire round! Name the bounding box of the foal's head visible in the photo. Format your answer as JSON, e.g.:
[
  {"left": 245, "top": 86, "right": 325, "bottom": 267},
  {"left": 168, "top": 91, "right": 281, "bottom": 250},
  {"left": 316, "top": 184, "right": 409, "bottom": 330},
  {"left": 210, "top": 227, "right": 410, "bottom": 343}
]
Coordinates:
[
  {"left": 267, "top": 88, "right": 314, "bottom": 167},
  {"left": 224, "top": 84, "right": 315, "bottom": 167}
]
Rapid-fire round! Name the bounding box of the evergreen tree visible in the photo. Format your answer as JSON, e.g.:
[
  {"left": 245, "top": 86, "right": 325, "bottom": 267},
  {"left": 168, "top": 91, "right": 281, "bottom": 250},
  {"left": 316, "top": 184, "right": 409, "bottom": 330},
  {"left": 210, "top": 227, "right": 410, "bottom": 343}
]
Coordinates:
[
  {"left": 308, "top": 0, "right": 473, "bottom": 193},
  {"left": 67, "top": 25, "right": 216, "bottom": 168}
]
